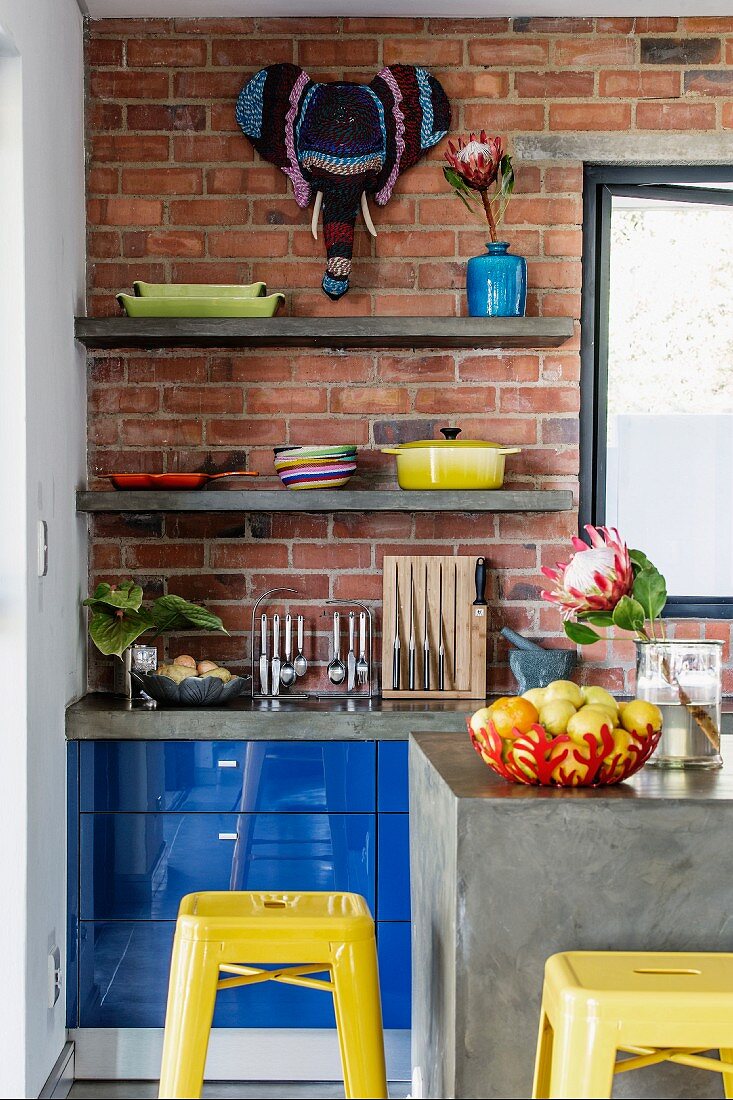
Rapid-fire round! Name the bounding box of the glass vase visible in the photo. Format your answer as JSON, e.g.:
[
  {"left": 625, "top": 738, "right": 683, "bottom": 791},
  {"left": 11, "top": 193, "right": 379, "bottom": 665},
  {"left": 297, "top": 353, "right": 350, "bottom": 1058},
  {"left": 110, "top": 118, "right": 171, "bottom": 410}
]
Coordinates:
[{"left": 635, "top": 640, "right": 723, "bottom": 769}]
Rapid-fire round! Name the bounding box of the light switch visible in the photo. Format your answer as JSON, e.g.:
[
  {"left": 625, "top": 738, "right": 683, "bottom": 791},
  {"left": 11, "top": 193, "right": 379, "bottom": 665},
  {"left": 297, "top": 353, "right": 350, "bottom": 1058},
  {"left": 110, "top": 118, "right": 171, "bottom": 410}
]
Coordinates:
[
  {"left": 48, "top": 944, "right": 61, "bottom": 1008},
  {"left": 37, "top": 519, "right": 48, "bottom": 577}
]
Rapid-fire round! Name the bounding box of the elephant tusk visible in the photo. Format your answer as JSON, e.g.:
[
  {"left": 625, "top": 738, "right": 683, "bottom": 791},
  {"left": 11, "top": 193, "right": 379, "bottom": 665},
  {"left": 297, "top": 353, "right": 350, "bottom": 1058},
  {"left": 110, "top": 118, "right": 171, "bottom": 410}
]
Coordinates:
[
  {"left": 360, "top": 191, "right": 378, "bottom": 238},
  {"left": 311, "top": 190, "right": 323, "bottom": 241}
]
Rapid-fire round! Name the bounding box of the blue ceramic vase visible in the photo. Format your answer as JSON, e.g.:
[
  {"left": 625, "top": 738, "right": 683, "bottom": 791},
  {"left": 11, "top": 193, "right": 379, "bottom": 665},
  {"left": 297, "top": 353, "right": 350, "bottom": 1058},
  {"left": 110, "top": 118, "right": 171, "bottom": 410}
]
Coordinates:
[{"left": 466, "top": 241, "right": 527, "bottom": 317}]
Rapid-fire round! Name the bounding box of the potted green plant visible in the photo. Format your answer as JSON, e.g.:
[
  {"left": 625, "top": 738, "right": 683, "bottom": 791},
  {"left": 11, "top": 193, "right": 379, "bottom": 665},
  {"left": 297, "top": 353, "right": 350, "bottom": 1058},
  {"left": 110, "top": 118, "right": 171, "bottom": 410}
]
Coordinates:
[{"left": 83, "top": 580, "right": 228, "bottom": 696}]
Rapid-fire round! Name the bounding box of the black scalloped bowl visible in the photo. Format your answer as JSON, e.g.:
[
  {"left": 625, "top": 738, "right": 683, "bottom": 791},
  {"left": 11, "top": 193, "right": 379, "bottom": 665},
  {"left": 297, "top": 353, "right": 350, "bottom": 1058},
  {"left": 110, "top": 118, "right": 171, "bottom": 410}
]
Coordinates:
[{"left": 134, "top": 671, "right": 245, "bottom": 707}]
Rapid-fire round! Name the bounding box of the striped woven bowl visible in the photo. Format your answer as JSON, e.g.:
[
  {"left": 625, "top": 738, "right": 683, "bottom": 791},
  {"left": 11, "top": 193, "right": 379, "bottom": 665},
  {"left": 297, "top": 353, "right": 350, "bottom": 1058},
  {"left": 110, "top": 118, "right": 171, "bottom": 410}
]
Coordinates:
[
  {"left": 274, "top": 445, "right": 357, "bottom": 461},
  {"left": 274, "top": 446, "right": 357, "bottom": 490}
]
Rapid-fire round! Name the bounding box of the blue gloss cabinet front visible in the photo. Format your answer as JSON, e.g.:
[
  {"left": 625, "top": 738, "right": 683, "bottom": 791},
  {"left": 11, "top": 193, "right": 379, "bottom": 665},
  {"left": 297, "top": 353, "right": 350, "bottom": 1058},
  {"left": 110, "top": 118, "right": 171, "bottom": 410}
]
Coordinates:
[
  {"left": 70, "top": 739, "right": 410, "bottom": 1031},
  {"left": 80, "top": 740, "right": 376, "bottom": 813}
]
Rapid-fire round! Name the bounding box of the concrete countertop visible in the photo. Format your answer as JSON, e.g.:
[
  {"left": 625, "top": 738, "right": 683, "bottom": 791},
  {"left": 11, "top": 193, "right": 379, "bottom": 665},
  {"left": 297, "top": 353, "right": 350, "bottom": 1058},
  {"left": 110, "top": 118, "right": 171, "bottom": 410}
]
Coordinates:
[
  {"left": 66, "top": 693, "right": 733, "bottom": 742},
  {"left": 411, "top": 729, "right": 733, "bottom": 801},
  {"left": 65, "top": 692, "right": 475, "bottom": 740}
]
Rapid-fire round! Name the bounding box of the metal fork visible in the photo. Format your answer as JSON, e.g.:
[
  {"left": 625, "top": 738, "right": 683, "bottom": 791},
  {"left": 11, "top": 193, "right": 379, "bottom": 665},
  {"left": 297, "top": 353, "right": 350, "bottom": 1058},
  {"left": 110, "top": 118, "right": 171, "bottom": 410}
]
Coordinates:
[{"left": 356, "top": 611, "right": 369, "bottom": 686}]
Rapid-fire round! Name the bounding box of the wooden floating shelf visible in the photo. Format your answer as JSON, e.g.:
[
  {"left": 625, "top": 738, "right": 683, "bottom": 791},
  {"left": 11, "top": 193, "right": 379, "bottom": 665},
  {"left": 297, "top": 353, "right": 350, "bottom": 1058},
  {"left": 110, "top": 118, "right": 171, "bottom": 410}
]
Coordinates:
[
  {"left": 74, "top": 316, "right": 574, "bottom": 351},
  {"left": 76, "top": 489, "right": 573, "bottom": 514}
]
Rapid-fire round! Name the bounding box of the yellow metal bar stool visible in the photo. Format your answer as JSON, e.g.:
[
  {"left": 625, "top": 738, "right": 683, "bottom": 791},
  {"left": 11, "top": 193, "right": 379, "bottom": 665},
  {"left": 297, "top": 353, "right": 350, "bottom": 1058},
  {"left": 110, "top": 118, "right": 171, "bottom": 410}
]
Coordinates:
[
  {"left": 158, "top": 891, "right": 388, "bottom": 1100},
  {"left": 532, "top": 950, "right": 733, "bottom": 1099}
]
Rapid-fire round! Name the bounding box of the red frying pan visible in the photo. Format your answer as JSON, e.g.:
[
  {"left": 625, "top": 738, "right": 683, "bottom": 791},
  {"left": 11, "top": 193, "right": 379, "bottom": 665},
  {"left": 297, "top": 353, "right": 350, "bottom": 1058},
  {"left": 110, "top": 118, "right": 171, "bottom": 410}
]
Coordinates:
[{"left": 106, "top": 471, "right": 259, "bottom": 490}]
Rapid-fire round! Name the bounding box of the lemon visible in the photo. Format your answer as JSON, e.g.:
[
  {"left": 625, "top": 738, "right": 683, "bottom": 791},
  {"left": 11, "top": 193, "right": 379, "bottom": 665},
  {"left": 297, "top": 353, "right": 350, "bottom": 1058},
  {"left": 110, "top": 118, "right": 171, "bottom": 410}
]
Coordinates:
[
  {"left": 567, "top": 705, "right": 616, "bottom": 744},
  {"left": 620, "top": 699, "right": 663, "bottom": 736},
  {"left": 539, "top": 699, "right": 576, "bottom": 736},
  {"left": 468, "top": 706, "right": 494, "bottom": 736},
  {"left": 580, "top": 702, "right": 618, "bottom": 726},
  {"left": 544, "top": 679, "right": 583, "bottom": 709},
  {"left": 522, "top": 688, "right": 547, "bottom": 710},
  {"left": 581, "top": 686, "right": 620, "bottom": 715}
]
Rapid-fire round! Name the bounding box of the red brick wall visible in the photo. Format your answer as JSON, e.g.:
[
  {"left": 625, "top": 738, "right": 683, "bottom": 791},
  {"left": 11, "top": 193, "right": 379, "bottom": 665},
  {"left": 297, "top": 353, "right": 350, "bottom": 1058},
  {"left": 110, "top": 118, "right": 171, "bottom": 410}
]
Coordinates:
[{"left": 85, "top": 16, "right": 733, "bottom": 692}]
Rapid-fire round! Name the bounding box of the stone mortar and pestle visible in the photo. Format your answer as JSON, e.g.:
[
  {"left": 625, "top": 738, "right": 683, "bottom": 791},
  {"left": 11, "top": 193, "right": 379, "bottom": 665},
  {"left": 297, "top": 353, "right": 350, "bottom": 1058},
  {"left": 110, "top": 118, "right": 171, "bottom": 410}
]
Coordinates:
[{"left": 501, "top": 627, "right": 577, "bottom": 693}]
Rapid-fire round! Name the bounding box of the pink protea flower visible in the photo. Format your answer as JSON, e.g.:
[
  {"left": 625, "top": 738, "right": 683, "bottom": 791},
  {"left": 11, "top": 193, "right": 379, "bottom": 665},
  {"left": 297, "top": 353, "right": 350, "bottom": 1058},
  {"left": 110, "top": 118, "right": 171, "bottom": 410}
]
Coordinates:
[
  {"left": 541, "top": 525, "right": 634, "bottom": 620},
  {"left": 443, "top": 131, "right": 514, "bottom": 243},
  {"left": 444, "top": 131, "right": 504, "bottom": 191}
]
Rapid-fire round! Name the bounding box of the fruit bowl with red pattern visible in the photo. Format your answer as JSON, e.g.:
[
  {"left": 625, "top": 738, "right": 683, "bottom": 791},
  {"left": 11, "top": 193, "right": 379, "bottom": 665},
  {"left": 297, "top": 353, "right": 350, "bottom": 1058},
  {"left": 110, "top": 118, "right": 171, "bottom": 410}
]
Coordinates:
[{"left": 468, "top": 682, "right": 662, "bottom": 788}]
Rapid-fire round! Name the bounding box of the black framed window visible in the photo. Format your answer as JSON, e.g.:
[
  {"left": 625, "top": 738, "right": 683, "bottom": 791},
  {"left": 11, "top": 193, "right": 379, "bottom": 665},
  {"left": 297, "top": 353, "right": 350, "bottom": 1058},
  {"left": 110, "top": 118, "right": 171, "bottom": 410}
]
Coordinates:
[{"left": 581, "top": 165, "right": 733, "bottom": 618}]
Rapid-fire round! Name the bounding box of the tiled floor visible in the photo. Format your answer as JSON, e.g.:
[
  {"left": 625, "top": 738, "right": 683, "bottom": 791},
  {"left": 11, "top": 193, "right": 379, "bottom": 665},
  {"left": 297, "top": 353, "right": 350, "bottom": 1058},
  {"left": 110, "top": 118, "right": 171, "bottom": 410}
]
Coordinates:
[{"left": 69, "top": 1081, "right": 410, "bottom": 1098}]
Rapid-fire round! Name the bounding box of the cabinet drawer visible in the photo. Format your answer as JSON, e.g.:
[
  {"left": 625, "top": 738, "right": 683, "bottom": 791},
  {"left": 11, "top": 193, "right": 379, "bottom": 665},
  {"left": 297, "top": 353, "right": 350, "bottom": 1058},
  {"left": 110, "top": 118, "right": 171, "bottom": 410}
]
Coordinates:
[
  {"left": 77, "top": 920, "right": 409, "bottom": 1030},
  {"left": 377, "top": 742, "right": 408, "bottom": 812},
  {"left": 80, "top": 741, "right": 376, "bottom": 813},
  {"left": 78, "top": 921, "right": 338, "bottom": 1029},
  {"left": 377, "top": 813, "right": 410, "bottom": 921},
  {"left": 377, "top": 922, "right": 411, "bottom": 1029},
  {"left": 80, "top": 812, "right": 375, "bottom": 920}
]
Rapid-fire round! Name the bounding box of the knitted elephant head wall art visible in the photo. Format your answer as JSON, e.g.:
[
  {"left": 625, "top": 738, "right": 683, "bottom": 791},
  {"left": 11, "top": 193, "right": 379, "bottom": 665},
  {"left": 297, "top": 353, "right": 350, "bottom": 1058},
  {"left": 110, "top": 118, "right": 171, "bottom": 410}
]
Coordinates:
[{"left": 236, "top": 63, "right": 450, "bottom": 300}]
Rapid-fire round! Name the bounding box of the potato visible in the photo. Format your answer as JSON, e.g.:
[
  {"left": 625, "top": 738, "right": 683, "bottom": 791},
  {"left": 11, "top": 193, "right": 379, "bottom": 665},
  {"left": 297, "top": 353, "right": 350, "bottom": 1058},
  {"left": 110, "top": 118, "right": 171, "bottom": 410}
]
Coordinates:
[
  {"left": 201, "top": 667, "right": 232, "bottom": 683},
  {"left": 197, "top": 660, "right": 219, "bottom": 675},
  {"left": 166, "top": 665, "right": 197, "bottom": 684},
  {"left": 173, "top": 654, "right": 197, "bottom": 669}
]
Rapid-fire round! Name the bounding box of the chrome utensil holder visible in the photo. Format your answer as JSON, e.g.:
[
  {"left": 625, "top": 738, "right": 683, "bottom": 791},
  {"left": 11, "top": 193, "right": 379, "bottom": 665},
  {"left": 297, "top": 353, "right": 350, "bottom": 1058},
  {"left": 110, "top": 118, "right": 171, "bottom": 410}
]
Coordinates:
[
  {"left": 250, "top": 588, "right": 309, "bottom": 700},
  {"left": 316, "top": 599, "right": 374, "bottom": 700},
  {"left": 250, "top": 590, "right": 374, "bottom": 701}
]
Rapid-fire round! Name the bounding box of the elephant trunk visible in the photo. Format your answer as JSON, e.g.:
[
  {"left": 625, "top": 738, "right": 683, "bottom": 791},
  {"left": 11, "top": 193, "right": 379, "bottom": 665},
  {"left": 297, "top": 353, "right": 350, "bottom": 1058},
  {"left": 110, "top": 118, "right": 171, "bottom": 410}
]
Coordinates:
[{"left": 320, "top": 182, "right": 362, "bottom": 301}]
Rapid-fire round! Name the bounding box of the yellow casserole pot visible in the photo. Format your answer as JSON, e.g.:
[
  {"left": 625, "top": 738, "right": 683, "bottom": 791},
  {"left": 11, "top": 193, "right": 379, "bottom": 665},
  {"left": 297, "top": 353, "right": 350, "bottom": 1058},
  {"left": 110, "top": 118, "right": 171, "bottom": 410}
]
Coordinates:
[{"left": 381, "top": 428, "right": 521, "bottom": 491}]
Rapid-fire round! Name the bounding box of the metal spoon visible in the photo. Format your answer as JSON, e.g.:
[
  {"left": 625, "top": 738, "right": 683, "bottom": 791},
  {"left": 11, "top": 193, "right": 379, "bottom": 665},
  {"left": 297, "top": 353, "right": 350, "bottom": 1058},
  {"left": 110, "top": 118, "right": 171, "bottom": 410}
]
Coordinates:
[
  {"left": 280, "top": 613, "right": 296, "bottom": 688},
  {"left": 327, "top": 611, "right": 346, "bottom": 685},
  {"left": 294, "top": 614, "right": 307, "bottom": 678}
]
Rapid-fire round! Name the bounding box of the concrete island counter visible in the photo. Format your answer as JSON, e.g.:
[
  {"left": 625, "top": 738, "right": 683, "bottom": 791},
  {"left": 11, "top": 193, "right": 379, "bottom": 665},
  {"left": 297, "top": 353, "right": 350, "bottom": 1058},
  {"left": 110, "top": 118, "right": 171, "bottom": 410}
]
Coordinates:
[{"left": 410, "top": 731, "right": 733, "bottom": 1100}]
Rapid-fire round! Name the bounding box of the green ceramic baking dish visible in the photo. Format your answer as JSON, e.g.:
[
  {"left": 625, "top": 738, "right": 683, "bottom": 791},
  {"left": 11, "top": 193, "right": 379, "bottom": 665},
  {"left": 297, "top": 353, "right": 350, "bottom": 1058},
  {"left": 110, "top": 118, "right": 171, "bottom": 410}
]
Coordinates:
[
  {"left": 132, "top": 281, "right": 267, "bottom": 298},
  {"left": 117, "top": 293, "right": 285, "bottom": 318}
]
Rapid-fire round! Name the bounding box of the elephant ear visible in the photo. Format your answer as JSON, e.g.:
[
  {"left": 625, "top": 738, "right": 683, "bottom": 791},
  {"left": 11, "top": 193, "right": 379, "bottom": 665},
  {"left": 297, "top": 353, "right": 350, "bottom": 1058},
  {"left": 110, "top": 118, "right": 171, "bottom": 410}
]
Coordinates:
[
  {"left": 370, "top": 64, "right": 451, "bottom": 206},
  {"left": 236, "top": 63, "right": 314, "bottom": 208}
]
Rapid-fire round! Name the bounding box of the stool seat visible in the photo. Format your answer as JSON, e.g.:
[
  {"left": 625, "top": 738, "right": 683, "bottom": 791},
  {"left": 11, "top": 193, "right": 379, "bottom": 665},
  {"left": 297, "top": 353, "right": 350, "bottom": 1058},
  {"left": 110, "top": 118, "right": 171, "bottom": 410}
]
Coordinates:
[
  {"left": 158, "top": 891, "right": 387, "bottom": 1100},
  {"left": 534, "top": 951, "right": 733, "bottom": 1099},
  {"left": 547, "top": 950, "right": 733, "bottom": 1024},
  {"left": 175, "top": 891, "right": 376, "bottom": 947}
]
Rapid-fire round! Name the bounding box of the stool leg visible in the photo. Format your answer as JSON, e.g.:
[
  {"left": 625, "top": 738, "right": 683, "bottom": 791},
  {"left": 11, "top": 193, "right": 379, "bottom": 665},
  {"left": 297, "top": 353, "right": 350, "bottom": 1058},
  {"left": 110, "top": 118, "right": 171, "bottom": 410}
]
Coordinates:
[
  {"left": 158, "top": 934, "right": 220, "bottom": 1099},
  {"left": 330, "top": 938, "right": 388, "bottom": 1100},
  {"left": 720, "top": 1048, "right": 733, "bottom": 1098},
  {"left": 548, "top": 1016, "right": 616, "bottom": 1100},
  {"left": 531, "top": 998, "right": 554, "bottom": 1099}
]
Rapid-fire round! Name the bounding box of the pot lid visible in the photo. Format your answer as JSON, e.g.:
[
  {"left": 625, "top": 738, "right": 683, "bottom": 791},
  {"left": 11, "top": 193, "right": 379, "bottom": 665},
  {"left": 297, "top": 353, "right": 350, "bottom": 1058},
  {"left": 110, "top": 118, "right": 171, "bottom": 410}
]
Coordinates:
[{"left": 391, "top": 427, "right": 506, "bottom": 450}]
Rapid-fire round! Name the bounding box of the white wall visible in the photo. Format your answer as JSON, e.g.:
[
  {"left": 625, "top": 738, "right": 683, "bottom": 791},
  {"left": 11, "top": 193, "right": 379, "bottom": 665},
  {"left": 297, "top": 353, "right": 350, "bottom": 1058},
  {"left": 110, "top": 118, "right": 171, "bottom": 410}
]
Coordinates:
[
  {"left": 0, "top": 31, "right": 29, "bottom": 1100},
  {"left": 0, "top": 0, "right": 86, "bottom": 1095}
]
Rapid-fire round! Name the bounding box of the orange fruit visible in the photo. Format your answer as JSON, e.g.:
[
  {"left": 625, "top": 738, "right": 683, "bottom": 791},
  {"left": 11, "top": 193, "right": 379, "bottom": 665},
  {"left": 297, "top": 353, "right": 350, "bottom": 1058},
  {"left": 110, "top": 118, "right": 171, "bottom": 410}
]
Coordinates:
[{"left": 489, "top": 695, "right": 540, "bottom": 738}]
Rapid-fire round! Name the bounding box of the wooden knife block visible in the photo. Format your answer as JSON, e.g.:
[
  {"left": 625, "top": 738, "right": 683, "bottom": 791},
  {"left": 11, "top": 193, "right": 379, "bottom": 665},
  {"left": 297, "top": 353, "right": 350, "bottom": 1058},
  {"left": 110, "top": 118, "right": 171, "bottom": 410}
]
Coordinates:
[{"left": 381, "top": 554, "right": 488, "bottom": 700}]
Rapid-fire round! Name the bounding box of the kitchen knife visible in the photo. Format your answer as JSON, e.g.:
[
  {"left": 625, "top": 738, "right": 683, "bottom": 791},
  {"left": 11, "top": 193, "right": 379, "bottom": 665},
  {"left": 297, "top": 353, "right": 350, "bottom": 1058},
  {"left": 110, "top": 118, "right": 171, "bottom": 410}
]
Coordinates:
[
  {"left": 438, "top": 563, "right": 445, "bottom": 691},
  {"left": 452, "top": 562, "right": 458, "bottom": 683},
  {"left": 347, "top": 611, "right": 356, "bottom": 692},
  {"left": 473, "top": 556, "right": 488, "bottom": 606},
  {"left": 408, "top": 563, "right": 416, "bottom": 691},
  {"left": 271, "top": 613, "right": 281, "bottom": 697},
  {"left": 259, "top": 613, "right": 269, "bottom": 696},
  {"left": 422, "top": 563, "right": 430, "bottom": 690},
  {"left": 392, "top": 562, "right": 401, "bottom": 690}
]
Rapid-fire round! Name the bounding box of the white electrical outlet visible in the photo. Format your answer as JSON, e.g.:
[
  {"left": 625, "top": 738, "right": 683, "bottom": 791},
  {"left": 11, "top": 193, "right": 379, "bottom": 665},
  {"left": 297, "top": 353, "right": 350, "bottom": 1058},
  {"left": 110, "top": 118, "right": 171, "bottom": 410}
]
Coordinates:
[
  {"left": 37, "top": 519, "right": 48, "bottom": 577},
  {"left": 47, "top": 945, "right": 61, "bottom": 1008}
]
